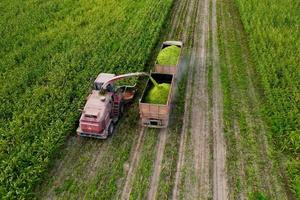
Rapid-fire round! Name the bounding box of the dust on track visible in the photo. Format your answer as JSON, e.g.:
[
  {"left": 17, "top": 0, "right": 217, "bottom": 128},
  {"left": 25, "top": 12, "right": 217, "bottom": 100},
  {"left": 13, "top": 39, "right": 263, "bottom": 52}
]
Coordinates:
[
  {"left": 172, "top": 0, "right": 215, "bottom": 198},
  {"left": 119, "top": 0, "right": 194, "bottom": 198},
  {"left": 172, "top": 0, "right": 199, "bottom": 198},
  {"left": 147, "top": 0, "right": 196, "bottom": 198}
]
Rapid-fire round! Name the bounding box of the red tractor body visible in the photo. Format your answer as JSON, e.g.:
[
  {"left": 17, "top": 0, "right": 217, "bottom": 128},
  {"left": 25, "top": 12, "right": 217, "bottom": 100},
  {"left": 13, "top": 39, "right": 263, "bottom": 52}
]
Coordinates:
[{"left": 77, "top": 90, "right": 115, "bottom": 138}]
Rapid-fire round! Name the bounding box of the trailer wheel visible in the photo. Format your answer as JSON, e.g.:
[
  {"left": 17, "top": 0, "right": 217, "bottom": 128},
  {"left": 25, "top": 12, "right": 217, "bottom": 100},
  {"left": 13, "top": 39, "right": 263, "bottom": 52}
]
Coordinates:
[{"left": 108, "top": 123, "right": 114, "bottom": 137}]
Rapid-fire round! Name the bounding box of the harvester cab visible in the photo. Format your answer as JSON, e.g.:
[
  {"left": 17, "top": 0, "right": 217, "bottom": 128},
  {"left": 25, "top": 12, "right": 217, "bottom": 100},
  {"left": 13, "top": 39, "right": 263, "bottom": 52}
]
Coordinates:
[{"left": 94, "top": 73, "right": 115, "bottom": 92}]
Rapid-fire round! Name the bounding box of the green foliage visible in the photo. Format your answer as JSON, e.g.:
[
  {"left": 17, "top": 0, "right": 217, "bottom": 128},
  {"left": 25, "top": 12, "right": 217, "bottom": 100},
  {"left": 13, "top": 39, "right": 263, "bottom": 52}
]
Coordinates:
[
  {"left": 156, "top": 45, "right": 181, "bottom": 65},
  {"left": 129, "top": 129, "right": 158, "bottom": 199},
  {"left": 250, "top": 191, "right": 269, "bottom": 200},
  {"left": 0, "top": 0, "right": 173, "bottom": 198},
  {"left": 54, "top": 178, "right": 77, "bottom": 195},
  {"left": 145, "top": 83, "right": 171, "bottom": 104},
  {"left": 286, "top": 159, "right": 300, "bottom": 198},
  {"left": 293, "top": 177, "right": 300, "bottom": 198},
  {"left": 235, "top": 0, "right": 300, "bottom": 195}
]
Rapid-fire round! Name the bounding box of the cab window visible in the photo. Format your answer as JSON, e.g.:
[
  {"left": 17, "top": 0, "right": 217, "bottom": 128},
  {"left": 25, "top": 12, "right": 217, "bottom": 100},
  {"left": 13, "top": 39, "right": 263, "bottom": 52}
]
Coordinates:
[{"left": 94, "top": 82, "right": 103, "bottom": 90}]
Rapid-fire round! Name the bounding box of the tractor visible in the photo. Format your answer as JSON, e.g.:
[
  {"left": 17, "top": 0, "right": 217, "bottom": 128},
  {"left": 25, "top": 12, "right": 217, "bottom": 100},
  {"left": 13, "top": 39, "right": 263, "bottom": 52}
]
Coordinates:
[{"left": 76, "top": 72, "right": 149, "bottom": 139}]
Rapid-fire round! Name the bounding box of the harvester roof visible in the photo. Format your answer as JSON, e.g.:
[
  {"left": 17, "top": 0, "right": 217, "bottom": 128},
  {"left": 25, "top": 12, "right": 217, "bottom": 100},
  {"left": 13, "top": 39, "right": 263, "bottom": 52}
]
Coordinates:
[
  {"left": 163, "top": 41, "right": 183, "bottom": 47},
  {"left": 95, "top": 73, "right": 115, "bottom": 84},
  {"left": 83, "top": 91, "right": 109, "bottom": 119}
]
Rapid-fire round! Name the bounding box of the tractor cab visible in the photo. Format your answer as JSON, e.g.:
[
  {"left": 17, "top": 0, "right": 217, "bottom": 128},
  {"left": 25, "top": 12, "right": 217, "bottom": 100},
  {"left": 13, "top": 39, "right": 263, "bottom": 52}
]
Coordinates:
[
  {"left": 94, "top": 73, "right": 116, "bottom": 91},
  {"left": 95, "top": 73, "right": 137, "bottom": 102}
]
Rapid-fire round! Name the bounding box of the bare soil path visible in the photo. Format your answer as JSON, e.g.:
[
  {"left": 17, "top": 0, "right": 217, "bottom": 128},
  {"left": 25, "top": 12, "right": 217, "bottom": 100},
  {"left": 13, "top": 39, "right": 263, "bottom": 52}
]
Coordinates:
[
  {"left": 171, "top": 0, "right": 200, "bottom": 198},
  {"left": 211, "top": 0, "right": 228, "bottom": 198},
  {"left": 163, "top": 0, "right": 229, "bottom": 198},
  {"left": 172, "top": 0, "right": 225, "bottom": 198},
  {"left": 187, "top": 0, "right": 211, "bottom": 197}
]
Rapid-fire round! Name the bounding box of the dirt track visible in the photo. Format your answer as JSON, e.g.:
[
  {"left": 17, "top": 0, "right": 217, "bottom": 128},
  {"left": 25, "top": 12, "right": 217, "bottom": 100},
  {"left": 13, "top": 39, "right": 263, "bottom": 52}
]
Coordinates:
[
  {"left": 169, "top": 0, "right": 228, "bottom": 198},
  {"left": 36, "top": 0, "right": 290, "bottom": 199},
  {"left": 211, "top": 0, "right": 228, "bottom": 198}
]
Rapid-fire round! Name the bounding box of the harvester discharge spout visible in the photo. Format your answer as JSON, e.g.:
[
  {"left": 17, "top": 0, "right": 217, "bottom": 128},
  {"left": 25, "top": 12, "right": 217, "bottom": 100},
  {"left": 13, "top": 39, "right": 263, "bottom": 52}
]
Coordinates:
[{"left": 101, "top": 72, "right": 150, "bottom": 91}]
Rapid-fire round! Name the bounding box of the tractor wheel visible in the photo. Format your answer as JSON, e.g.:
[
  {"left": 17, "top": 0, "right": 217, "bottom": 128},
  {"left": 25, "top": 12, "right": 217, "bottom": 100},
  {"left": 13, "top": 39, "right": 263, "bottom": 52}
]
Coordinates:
[{"left": 108, "top": 123, "right": 114, "bottom": 137}]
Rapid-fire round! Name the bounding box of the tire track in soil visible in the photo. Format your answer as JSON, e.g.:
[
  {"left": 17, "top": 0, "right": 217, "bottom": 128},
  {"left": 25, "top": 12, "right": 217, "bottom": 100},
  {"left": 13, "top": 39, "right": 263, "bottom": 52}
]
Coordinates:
[
  {"left": 172, "top": 0, "right": 200, "bottom": 198},
  {"left": 168, "top": 0, "right": 186, "bottom": 38},
  {"left": 182, "top": 0, "right": 206, "bottom": 198},
  {"left": 211, "top": 0, "right": 228, "bottom": 198},
  {"left": 121, "top": 127, "right": 146, "bottom": 200},
  {"left": 120, "top": 0, "right": 192, "bottom": 198},
  {"left": 147, "top": 0, "right": 196, "bottom": 198},
  {"left": 171, "top": 0, "right": 190, "bottom": 39},
  {"left": 173, "top": 0, "right": 212, "bottom": 197},
  {"left": 41, "top": 137, "right": 83, "bottom": 199},
  {"left": 218, "top": 1, "right": 249, "bottom": 198},
  {"left": 171, "top": 56, "right": 194, "bottom": 199},
  {"left": 220, "top": 5, "right": 263, "bottom": 198},
  {"left": 147, "top": 128, "right": 167, "bottom": 200},
  {"left": 190, "top": 0, "right": 211, "bottom": 197},
  {"left": 172, "top": 0, "right": 199, "bottom": 199}
]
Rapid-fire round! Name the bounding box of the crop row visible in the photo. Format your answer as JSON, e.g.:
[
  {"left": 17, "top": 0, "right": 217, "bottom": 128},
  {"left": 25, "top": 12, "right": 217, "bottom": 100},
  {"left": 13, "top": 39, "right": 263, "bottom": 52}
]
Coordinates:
[
  {"left": 234, "top": 0, "right": 300, "bottom": 197},
  {"left": 0, "top": 0, "right": 173, "bottom": 198}
]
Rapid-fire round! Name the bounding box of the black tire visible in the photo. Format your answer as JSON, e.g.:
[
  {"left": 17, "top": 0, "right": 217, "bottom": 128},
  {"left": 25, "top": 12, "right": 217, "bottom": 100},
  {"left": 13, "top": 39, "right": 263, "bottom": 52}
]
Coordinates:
[
  {"left": 119, "top": 102, "right": 124, "bottom": 116},
  {"left": 108, "top": 122, "right": 114, "bottom": 137}
]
